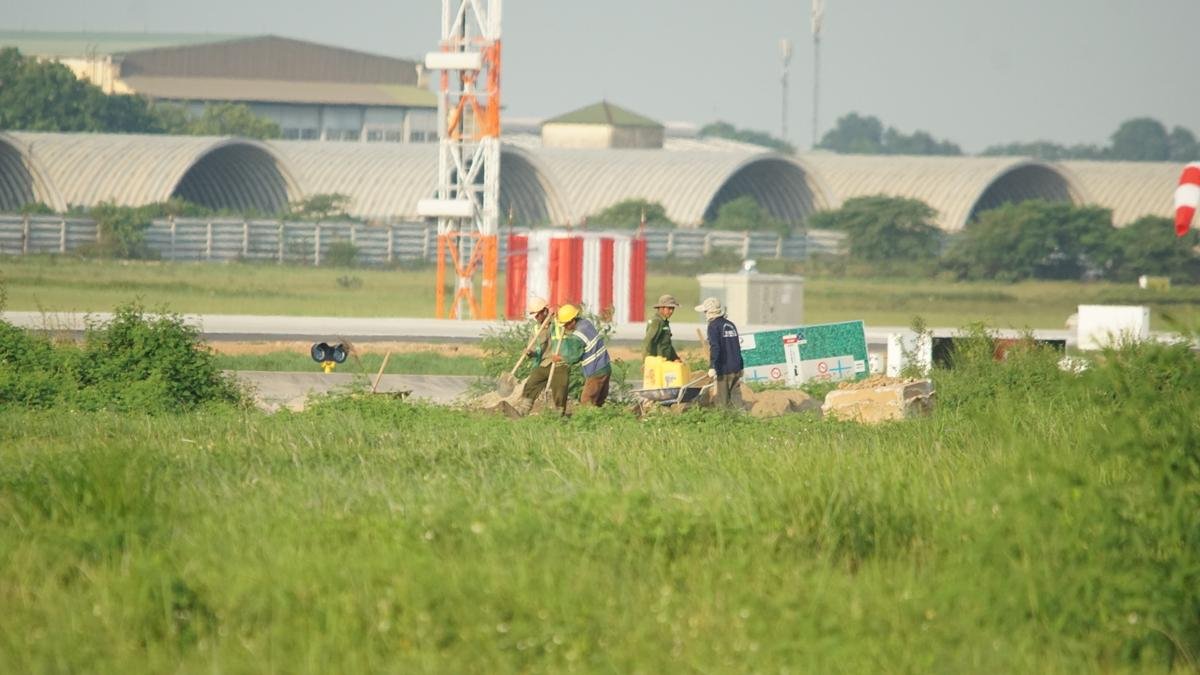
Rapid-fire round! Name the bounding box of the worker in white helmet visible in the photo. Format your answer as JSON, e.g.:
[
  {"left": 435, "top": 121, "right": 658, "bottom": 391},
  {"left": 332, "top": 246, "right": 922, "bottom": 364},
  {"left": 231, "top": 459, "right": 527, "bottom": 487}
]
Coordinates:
[{"left": 514, "top": 296, "right": 567, "bottom": 415}]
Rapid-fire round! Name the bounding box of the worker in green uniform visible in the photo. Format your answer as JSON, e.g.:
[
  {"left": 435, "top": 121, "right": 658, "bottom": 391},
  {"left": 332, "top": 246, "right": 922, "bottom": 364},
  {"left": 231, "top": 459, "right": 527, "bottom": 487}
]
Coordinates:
[
  {"left": 642, "top": 294, "right": 681, "bottom": 361},
  {"left": 551, "top": 304, "right": 612, "bottom": 408}
]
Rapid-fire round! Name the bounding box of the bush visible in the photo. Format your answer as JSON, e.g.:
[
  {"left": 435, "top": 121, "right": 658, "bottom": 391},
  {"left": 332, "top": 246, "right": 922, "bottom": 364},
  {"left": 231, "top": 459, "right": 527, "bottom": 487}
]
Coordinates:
[
  {"left": 704, "top": 195, "right": 789, "bottom": 236},
  {"left": 588, "top": 199, "right": 674, "bottom": 229},
  {"left": 1106, "top": 216, "right": 1200, "bottom": 283},
  {"left": 324, "top": 240, "right": 359, "bottom": 268},
  {"left": 0, "top": 304, "right": 242, "bottom": 412},
  {"left": 808, "top": 195, "right": 941, "bottom": 262},
  {"left": 943, "top": 201, "right": 1114, "bottom": 281}
]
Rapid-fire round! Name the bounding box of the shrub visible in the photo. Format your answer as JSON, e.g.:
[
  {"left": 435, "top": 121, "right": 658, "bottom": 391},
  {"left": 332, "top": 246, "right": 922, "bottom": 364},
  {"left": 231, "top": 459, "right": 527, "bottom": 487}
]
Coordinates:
[
  {"left": 943, "top": 201, "right": 1114, "bottom": 281},
  {"left": 324, "top": 240, "right": 359, "bottom": 268},
  {"left": 808, "top": 195, "right": 941, "bottom": 262},
  {"left": 0, "top": 304, "right": 242, "bottom": 412},
  {"left": 588, "top": 199, "right": 674, "bottom": 229},
  {"left": 704, "top": 195, "right": 789, "bottom": 236}
]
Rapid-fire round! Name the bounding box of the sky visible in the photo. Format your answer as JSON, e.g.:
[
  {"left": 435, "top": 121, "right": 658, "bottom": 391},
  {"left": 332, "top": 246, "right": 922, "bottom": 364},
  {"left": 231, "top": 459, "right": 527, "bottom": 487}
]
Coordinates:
[{"left": 7, "top": 0, "right": 1200, "bottom": 152}]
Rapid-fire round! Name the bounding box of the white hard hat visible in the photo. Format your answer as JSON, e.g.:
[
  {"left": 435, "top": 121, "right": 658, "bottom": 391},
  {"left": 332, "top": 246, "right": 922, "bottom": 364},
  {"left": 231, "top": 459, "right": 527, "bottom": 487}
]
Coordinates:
[{"left": 527, "top": 296, "right": 549, "bottom": 314}]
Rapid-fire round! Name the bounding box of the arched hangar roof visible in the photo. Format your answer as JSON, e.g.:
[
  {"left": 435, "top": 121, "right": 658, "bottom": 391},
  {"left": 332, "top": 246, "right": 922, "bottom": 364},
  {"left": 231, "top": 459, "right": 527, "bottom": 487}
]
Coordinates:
[
  {"left": 527, "top": 148, "right": 835, "bottom": 227},
  {"left": 0, "top": 133, "right": 64, "bottom": 212},
  {"left": 270, "top": 141, "right": 570, "bottom": 225},
  {"left": 1057, "top": 160, "right": 1178, "bottom": 227},
  {"left": 798, "top": 153, "right": 1085, "bottom": 232},
  {"left": 8, "top": 132, "right": 300, "bottom": 213}
]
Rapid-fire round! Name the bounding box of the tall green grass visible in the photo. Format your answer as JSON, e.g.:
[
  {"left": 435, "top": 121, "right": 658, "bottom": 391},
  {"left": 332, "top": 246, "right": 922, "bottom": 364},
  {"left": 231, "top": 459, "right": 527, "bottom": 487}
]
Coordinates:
[{"left": 0, "top": 337, "right": 1197, "bottom": 672}]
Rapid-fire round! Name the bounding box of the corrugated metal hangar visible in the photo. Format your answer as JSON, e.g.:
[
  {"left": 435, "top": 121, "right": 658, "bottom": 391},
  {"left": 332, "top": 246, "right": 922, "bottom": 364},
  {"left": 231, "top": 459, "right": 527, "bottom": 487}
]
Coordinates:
[{"left": 0, "top": 130, "right": 1179, "bottom": 230}]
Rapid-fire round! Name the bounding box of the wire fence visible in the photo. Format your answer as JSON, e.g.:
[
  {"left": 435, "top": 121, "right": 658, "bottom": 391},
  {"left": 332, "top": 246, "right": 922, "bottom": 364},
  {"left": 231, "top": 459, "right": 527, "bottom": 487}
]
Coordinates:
[{"left": 0, "top": 215, "right": 846, "bottom": 267}]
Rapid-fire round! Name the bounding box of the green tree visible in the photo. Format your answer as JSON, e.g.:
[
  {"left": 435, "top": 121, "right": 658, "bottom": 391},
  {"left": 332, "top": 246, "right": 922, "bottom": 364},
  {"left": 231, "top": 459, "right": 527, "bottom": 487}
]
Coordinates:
[
  {"left": 943, "top": 201, "right": 1114, "bottom": 281},
  {"left": 808, "top": 195, "right": 941, "bottom": 262},
  {"left": 1107, "top": 216, "right": 1200, "bottom": 283},
  {"left": 287, "top": 193, "right": 351, "bottom": 221},
  {"left": 818, "top": 112, "right": 961, "bottom": 156},
  {"left": 705, "top": 195, "right": 788, "bottom": 236},
  {"left": 1167, "top": 126, "right": 1199, "bottom": 162},
  {"left": 699, "top": 121, "right": 794, "bottom": 154},
  {"left": 588, "top": 199, "right": 674, "bottom": 229},
  {"left": 980, "top": 140, "right": 1106, "bottom": 160},
  {"left": 1109, "top": 118, "right": 1170, "bottom": 161},
  {"left": 817, "top": 113, "right": 884, "bottom": 154},
  {"left": 172, "top": 102, "right": 281, "bottom": 139}
]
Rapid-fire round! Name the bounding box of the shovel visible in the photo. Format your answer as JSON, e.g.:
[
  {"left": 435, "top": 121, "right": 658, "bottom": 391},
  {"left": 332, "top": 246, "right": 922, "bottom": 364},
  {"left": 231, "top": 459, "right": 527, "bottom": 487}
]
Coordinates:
[{"left": 496, "top": 315, "right": 552, "bottom": 397}]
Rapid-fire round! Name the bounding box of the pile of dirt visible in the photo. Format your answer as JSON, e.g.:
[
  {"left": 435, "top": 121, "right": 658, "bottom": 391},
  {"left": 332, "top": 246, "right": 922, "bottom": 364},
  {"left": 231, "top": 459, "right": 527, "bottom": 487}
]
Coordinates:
[{"left": 834, "top": 374, "right": 921, "bottom": 391}]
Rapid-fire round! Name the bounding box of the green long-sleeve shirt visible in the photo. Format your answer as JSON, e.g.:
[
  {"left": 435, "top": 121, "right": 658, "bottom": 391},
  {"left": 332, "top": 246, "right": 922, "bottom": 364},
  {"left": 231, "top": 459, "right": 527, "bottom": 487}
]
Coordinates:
[
  {"left": 554, "top": 330, "right": 612, "bottom": 377},
  {"left": 642, "top": 314, "right": 679, "bottom": 361}
]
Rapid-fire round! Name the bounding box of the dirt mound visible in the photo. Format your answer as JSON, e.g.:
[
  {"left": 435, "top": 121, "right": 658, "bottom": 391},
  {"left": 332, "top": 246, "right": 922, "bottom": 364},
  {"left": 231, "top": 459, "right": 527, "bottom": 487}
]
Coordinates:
[{"left": 836, "top": 374, "right": 921, "bottom": 391}]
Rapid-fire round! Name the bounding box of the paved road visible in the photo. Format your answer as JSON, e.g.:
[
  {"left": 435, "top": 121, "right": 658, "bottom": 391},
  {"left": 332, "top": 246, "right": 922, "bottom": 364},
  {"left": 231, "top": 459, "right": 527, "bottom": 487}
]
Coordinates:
[
  {"left": 230, "top": 371, "right": 475, "bottom": 411},
  {"left": 2, "top": 311, "right": 1076, "bottom": 347}
]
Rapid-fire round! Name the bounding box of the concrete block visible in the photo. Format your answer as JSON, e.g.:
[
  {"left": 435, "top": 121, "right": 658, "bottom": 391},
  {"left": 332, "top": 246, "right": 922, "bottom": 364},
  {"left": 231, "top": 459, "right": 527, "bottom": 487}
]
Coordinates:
[
  {"left": 886, "top": 331, "right": 932, "bottom": 377},
  {"left": 1077, "top": 305, "right": 1149, "bottom": 351},
  {"left": 822, "top": 379, "right": 934, "bottom": 424}
]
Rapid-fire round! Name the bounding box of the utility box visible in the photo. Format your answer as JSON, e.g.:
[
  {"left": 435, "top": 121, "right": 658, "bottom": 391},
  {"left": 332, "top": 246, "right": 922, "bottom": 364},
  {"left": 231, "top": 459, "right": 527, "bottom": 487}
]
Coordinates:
[
  {"left": 1077, "top": 304, "right": 1149, "bottom": 351},
  {"left": 696, "top": 273, "right": 803, "bottom": 327}
]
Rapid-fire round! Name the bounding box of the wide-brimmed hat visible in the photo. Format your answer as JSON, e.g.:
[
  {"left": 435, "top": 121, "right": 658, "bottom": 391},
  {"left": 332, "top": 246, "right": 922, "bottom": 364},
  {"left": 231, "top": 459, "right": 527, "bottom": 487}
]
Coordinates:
[
  {"left": 527, "top": 296, "right": 549, "bottom": 314},
  {"left": 694, "top": 297, "right": 723, "bottom": 314},
  {"left": 653, "top": 294, "right": 680, "bottom": 309}
]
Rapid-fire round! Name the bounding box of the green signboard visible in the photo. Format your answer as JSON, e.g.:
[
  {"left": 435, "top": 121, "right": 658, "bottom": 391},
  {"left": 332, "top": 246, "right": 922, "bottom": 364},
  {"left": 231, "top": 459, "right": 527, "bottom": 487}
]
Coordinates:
[{"left": 739, "top": 320, "right": 869, "bottom": 386}]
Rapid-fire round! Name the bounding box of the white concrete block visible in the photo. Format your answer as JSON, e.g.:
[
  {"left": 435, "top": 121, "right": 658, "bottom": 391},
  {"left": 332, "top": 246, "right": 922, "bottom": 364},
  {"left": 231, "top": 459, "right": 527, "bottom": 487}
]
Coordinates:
[
  {"left": 886, "top": 331, "right": 932, "bottom": 377},
  {"left": 1076, "top": 305, "right": 1149, "bottom": 351}
]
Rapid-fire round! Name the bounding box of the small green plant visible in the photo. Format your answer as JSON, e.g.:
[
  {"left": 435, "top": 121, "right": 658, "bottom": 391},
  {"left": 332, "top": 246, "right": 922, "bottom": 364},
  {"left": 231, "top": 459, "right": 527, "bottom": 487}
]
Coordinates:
[
  {"left": 325, "top": 241, "right": 360, "bottom": 268},
  {"left": 335, "top": 274, "right": 363, "bottom": 289}
]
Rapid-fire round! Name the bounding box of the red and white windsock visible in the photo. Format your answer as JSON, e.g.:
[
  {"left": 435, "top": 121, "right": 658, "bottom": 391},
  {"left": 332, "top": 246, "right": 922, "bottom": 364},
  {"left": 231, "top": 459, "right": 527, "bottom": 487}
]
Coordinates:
[{"left": 1174, "top": 162, "right": 1200, "bottom": 237}]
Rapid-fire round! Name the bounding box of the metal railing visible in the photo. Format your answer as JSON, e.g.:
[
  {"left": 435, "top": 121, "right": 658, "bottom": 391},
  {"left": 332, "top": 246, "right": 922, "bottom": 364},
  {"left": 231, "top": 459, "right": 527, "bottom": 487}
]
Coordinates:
[{"left": 0, "top": 215, "right": 845, "bottom": 266}]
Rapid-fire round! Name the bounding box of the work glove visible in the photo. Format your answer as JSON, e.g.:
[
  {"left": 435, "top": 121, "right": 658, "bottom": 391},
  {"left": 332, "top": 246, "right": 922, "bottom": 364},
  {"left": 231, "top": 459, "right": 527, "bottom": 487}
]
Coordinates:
[{"left": 707, "top": 368, "right": 717, "bottom": 379}]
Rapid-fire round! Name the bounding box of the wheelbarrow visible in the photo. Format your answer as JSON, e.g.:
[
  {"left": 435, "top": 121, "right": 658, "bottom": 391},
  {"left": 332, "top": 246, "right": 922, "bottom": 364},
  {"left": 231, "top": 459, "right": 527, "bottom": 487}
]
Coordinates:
[{"left": 630, "top": 375, "right": 715, "bottom": 407}]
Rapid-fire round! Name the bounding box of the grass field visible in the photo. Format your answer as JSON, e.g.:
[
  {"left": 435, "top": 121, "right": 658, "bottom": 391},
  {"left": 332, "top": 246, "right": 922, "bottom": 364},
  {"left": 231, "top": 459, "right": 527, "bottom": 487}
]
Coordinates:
[
  {"left": 4, "top": 255, "right": 1199, "bottom": 329},
  {"left": 1, "top": 335, "right": 1198, "bottom": 672}
]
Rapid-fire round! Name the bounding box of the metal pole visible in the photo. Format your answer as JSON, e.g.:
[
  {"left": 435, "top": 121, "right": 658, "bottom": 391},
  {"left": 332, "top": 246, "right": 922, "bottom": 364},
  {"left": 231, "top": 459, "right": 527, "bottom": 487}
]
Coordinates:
[{"left": 811, "top": 33, "right": 820, "bottom": 149}]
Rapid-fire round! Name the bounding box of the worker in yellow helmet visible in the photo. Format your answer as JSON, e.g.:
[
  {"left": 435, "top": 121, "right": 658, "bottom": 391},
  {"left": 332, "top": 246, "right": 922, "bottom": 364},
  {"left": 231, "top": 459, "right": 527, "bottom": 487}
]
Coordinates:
[{"left": 550, "top": 303, "right": 612, "bottom": 409}]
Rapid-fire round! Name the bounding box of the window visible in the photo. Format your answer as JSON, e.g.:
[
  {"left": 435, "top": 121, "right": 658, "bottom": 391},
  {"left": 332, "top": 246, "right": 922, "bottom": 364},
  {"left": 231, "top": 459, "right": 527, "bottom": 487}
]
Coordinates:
[{"left": 300, "top": 128, "right": 320, "bottom": 140}]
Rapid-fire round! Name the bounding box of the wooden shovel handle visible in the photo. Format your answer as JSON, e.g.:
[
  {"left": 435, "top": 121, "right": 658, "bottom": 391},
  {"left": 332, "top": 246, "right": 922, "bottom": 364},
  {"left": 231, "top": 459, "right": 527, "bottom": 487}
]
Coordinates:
[{"left": 511, "top": 315, "right": 552, "bottom": 377}]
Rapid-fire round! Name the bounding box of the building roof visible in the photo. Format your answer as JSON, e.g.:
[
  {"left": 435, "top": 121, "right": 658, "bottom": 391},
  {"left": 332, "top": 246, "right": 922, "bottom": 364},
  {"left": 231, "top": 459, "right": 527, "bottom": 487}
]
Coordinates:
[
  {"left": 115, "top": 35, "right": 422, "bottom": 86},
  {"left": 123, "top": 75, "right": 435, "bottom": 108},
  {"left": 0, "top": 30, "right": 242, "bottom": 59},
  {"left": 796, "top": 152, "right": 1087, "bottom": 231},
  {"left": 271, "top": 142, "right": 570, "bottom": 224},
  {"left": 8, "top": 132, "right": 300, "bottom": 213},
  {"left": 529, "top": 148, "right": 833, "bottom": 226},
  {"left": 543, "top": 101, "right": 662, "bottom": 129},
  {"left": 1057, "top": 160, "right": 1177, "bottom": 226}
]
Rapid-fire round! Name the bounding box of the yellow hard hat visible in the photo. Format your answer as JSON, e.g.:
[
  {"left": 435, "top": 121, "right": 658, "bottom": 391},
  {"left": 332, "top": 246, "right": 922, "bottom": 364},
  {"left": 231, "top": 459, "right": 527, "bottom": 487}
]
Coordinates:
[{"left": 557, "top": 304, "right": 580, "bottom": 323}]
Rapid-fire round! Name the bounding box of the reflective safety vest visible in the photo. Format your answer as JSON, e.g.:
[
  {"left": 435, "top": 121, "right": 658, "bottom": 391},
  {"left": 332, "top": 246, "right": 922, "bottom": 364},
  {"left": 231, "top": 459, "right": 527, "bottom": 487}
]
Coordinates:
[{"left": 573, "top": 318, "right": 611, "bottom": 378}]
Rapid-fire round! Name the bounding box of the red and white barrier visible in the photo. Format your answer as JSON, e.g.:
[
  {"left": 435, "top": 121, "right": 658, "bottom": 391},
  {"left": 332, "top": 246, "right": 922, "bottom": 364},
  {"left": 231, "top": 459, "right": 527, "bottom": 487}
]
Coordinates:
[{"left": 506, "top": 230, "right": 645, "bottom": 323}]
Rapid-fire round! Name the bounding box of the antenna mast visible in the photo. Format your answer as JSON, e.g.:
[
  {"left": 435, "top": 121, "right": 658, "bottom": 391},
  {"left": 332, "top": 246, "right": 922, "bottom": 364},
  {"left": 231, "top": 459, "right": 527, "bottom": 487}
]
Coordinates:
[{"left": 419, "top": 0, "right": 502, "bottom": 319}]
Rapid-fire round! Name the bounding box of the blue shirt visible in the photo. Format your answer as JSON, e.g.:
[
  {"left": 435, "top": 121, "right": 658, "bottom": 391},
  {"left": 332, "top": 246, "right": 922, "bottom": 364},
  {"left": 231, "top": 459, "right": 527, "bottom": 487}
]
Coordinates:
[{"left": 707, "top": 316, "right": 744, "bottom": 375}]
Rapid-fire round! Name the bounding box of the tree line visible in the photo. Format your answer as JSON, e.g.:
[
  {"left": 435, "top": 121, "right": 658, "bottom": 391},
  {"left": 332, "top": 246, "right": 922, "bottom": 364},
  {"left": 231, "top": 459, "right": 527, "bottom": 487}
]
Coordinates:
[
  {"left": 0, "top": 48, "right": 280, "bottom": 139},
  {"left": 811, "top": 195, "right": 1200, "bottom": 284},
  {"left": 701, "top": 111, "right": 1199, "bottom": 163}
]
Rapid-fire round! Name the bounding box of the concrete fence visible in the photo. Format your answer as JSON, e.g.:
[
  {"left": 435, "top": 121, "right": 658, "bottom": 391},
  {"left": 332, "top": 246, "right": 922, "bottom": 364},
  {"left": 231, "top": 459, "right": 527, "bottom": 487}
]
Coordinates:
[{"left": 0, "top": 215, "right": 845, "bottom": 267}]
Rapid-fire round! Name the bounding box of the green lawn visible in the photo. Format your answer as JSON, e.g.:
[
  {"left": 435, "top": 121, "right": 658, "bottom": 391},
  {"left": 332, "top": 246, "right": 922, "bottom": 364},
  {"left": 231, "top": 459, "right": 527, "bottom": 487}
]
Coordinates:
[
  {"left": 3, "top": 255, "right": 1199, "bottom": 329},
  {"left": 2, "top": 340, "right": 1197, "bottom": 672}
]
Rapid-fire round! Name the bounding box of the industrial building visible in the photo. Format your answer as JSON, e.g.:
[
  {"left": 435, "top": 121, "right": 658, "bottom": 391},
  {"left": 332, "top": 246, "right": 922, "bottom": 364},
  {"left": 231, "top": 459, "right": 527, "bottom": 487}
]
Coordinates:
[
  {"left": 0, "top": 31, "right": 436, "bottom": 143},
  {"left": 0, "top": 130, "right": 1178, "bottom": 231}
]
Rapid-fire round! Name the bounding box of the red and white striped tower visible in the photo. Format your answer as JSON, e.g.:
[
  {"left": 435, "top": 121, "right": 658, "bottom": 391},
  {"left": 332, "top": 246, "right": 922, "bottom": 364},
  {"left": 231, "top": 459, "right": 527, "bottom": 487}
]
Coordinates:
[
  {"left": 418, "top": 0, "right": 502, "bottom": 319},
  {"left": 505, "top": 230, "right": 645, "bottom": 324}
]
